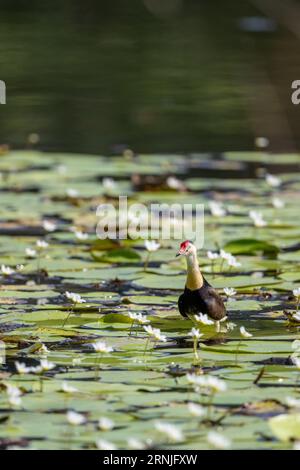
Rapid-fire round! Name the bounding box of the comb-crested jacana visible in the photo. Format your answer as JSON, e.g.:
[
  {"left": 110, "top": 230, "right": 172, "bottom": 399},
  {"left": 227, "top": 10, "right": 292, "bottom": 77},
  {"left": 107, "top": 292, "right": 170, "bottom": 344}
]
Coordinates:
[{"left": 177, "top": 241, "right": 226, "bottom": 324}]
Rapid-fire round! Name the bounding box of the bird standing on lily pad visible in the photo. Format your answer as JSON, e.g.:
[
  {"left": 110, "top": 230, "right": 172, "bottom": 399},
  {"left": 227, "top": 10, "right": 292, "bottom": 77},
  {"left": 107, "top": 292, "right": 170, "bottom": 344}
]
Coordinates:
[{"left": 177, "top": 241, "right": 227, "bottom": 328}]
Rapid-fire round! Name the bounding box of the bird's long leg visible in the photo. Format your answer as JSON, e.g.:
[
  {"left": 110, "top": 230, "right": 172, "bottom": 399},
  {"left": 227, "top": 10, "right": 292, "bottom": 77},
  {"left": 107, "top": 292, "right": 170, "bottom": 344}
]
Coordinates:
[{"left": 215, "top": 321, "right": 220, "bottom": 333}]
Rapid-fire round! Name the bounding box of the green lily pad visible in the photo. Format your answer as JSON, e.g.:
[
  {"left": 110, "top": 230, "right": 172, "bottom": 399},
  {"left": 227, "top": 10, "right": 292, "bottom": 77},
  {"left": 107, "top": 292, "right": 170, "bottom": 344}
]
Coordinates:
[{"left": 223, "top": 239, "right": 279, "bottom": 255}]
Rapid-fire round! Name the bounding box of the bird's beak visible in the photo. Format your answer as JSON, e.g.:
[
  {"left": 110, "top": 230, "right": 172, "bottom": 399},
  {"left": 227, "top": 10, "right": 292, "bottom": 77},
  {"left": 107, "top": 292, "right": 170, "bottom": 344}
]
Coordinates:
[{"left": 176, "top": 251, "right": 181, "bottom": 257}]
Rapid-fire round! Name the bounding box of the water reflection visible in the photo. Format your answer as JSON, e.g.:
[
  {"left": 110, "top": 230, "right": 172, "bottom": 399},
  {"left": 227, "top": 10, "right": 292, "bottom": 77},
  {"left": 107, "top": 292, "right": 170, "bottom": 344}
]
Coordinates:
[{"left": 0, "top": 0, "right": 299, "bottom": 154}]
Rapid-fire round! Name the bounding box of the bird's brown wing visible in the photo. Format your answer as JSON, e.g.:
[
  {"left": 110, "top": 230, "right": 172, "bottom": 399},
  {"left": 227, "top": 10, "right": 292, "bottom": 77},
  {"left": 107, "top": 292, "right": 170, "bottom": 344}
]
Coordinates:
[{"left": 205, "top": 287, "right": 227, "bottom": 320}]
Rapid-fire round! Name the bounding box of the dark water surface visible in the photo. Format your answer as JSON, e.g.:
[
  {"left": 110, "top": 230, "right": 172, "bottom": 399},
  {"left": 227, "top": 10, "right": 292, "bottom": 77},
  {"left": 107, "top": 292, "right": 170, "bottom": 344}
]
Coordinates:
[{"left": 0, "top": 0, "right": 300, "bottom": 154}]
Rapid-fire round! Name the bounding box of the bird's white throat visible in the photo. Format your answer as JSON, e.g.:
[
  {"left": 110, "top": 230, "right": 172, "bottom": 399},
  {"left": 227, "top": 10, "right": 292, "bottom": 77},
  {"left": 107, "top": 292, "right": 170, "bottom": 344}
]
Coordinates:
[{"left": 185, "top": 250, "right": 203, "bottom": 290}]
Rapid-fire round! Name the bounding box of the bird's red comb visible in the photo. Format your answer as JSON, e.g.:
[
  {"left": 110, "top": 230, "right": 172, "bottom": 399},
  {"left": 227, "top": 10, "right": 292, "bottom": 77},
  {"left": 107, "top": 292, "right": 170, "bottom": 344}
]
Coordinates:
[{"left": 180, "top": 240, "right": 191, "bottom": 250}]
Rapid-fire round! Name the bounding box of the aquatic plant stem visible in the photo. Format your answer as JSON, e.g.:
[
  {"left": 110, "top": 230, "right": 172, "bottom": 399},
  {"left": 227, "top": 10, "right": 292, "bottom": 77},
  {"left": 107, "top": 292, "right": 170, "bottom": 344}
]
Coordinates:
[
  {"left": 235, "top": 339, "right": 242, "bottom": 365},
  {"left": 193, "top": 338, "right": 200, "bottom": 364},
  {"left": 129, "top": 320, "right": 135, "bottom": 336},
  {"left": 62, "top": 303, "right": 76, "bottom": 328},
  {"left": 206, "top": 392, "right": 215, "bottom": 422},
  {"left": 151, "top": 340, "right": 157, "bottom": 356},
  {"left": 143, "top": 337, "right": 150, "bottom": 357},
  {"left": 37, "top": 252, "right": 41, "bottom": 284},
  {"left": 95, "top": 353, "right": 103, "bottom": 380},
  {"left": 144, "top": 252, "right": 151, "bottom": 272},
  {"left": 39, "top": 375, "right": 44, "bottom": 393},
  {"left": 220, "top": 259, "right": 225, "bottom": 273}
]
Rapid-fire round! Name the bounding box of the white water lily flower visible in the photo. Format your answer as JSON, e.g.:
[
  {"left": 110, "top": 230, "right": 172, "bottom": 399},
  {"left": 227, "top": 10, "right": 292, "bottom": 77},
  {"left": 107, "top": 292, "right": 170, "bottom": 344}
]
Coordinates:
[
  {"left": 186, "top": 374, "right": 226, "bottom": 393},
  {"left": 286, "top": 397, "right": 300, "bottom": 408},
  {"left": 40, "top": 359, "right": 55, "bottom": 372},
  {"left": 98, "top": 417, "right": 114, "bottom": 431},
  {"left": 186, "top": 373, "right": 205, "bottom": 386},
  {"left": 249, "top": 210, "right": 267, "bottom": 227},
  {"left": 40, "top": 343, "right": 49, "bottom": 354},
  {"left": 60, "top": 382, "right": 78, "bottom": 394},
  {"left": 144, "top": 240, "right": 160, "bottom": 252},
  {"left": 25, "top": 248, "right": 37, "bottom": 258},
  {"left": 103, "top": 177, "right": 116, "bottom": 191},
  {"left": 166, "top": 176, "right": 182, "bottom": 190},
  {"left": 65, "top": 291, "right": 86, "bottom": 304},
  {"left": 143, "top": 325, "right": 155, "bottom": 335},
  {"left": 194, "top": 313, "right": 214, "bottom": 326},
  {"left": 266, "top": 173, "right": 281, "bottom": 188},
  {"left": 36, "top": 240, "right": 49, "bottom": 249},
  {"left": 293, "top": 288, "right": 300, "bottom": 299},
  {"left": 220, "top": 249, "right": 232, "bottom": 260},
  {"left": 1, "top": 265, "right": 15, "bottom": 276},
  {"left": 188, "top": 328, "right": 203, "bottom": 340},
  {"left": 136, "top": 316, "right": 150, "bottom": 325},
  {"left": 128, "top": 312, "right": 140, "bottom": 320},
  {"left": 96, "top": 439, "right": 117, "bottom": 450},
  {"left": 15, "top": 362, "right": 31, "bottom": 374},
  {"left": 128, "top": 312, "right": 150, "bottom": 324},
  {"left": 226, "top": 322, "right": 237, "bottom": 331},
  {"left": 223, "top": 287, "right": 236, "bottom": 297},
  {"left": 240, "top": 326, "right": 253, "bottom": 338},
  {"left": 8, "top": 395, "right": 22, "bottom": 407},
  {"left": 56, "top": 164, "right": 67, "bottom": 174},
  {"left": 92, "top": 341, "right": 114, "bottom": 354},
  {"left": 207, "top": 431, "right": 231, "bottom": 449},
  {"left": 293, "top": 441, "right": 300, "bottom": 450},
  {"left": 272, "top": 197, "right": 284, "bottom": 209},
  {"left": 227, "top": 256, "right": 242, "bottom": 268},
  {"left": 254, "top": 217, "right": 267, "bottom": 228},
  {"left": 292, "top": 340, "right": 300, "bottom": 351},
  {"left": 207, "top": 251, "right": 220, "bottom": 260},
  {"left": 6, "top": 384, "right": 22, "bottom": 407},
  {"left": 74, "top": 230, "right": 89, "bottom": 240},
  {"left": 154, "top": 331, "right": 167, "bottom": 342},
  {"left": 155, "top": 422, "right": 183, "bottom": 442},
  {"left": 43, "top": 220, "right": 56, "bottom": 232},
  {"left": 28, "top": 365, "right": 43, "bottom": 374},
  {"left": 6, "top": 384, "right": 22, "bottom": 398},
  {"left": 204, "top": 376, "right": 227, "bottom": 393},
  {"left": 293, "top": 313, "right": 300, "bottom": 322},
  {"left": 6, "top": 385, "right": 22, "bottom": 407},
  {"left": 292, "top": 356, "right": 300, "bottom": 369},
  {"left": 205, "top": 376, "right": 226, "bottom": 392},
  {"left": 209, "top": 201, "right": 226, "bottom": 217},
  {"left": 143, "top": 325, "right": 167, "bottom": 342},
  {"left": 66, "top": 410, "right": 86, "bottom": 426},
  {"left": 255, "top": 136, "right": 269, "bottom": 149},
  {"left": 187, "top": 402, "right": 205, "bottom": 417},
  {"left": 151, "top": 328, "right": 167, "bottom": 342},
  {"left": 66, "top": 188, "right": 79, "bottom": 198},
  {"left": 127, "top": 437, "right": 147, "bottom": 450}
]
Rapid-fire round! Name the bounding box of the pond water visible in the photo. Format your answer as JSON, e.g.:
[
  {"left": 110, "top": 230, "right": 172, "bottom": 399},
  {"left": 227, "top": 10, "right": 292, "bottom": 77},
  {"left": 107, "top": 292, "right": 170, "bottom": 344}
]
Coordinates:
[
  {"left": 0, "top": 149, "right": 300, "bottom": 449},
  {"left": 1, "top": 0, "right": 300, "bottom": 153}
]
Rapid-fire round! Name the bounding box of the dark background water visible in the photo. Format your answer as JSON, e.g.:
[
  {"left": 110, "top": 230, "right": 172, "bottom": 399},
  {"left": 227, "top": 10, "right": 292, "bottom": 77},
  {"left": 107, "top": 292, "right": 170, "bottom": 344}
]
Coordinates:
[{"left": 0, "top": 0, "right": 300, "bottom": 154}]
